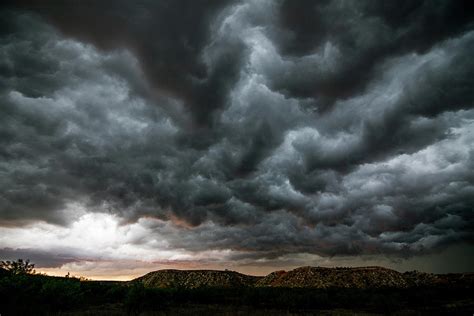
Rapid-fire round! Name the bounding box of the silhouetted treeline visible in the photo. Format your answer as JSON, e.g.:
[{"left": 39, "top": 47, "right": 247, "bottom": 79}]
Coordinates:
[{"left": 0, "top": 270, "right": 473, "bottom": 315}]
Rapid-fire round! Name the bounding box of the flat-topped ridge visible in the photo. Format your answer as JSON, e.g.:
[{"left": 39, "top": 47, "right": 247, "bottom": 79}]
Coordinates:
[{"left": 134, "top": 266, "right": 473, "bottom": 289}]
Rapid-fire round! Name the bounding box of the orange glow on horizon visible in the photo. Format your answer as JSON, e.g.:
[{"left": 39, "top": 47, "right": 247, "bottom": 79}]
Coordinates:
[{"left": 34, "top": 263, "right": 300, "bottom": 281}]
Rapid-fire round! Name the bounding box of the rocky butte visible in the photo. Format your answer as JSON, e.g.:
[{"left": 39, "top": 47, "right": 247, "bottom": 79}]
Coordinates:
[{"left": 134, "top": 266, "right": 474, "bottom": 289}]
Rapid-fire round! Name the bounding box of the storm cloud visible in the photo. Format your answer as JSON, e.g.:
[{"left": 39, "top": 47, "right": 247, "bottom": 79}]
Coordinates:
[{"left": 0, "top": 0, "right": 473, "bottom": 273}]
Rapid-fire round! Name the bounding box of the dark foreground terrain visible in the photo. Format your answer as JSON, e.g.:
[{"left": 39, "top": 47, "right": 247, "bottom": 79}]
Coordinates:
[{"left": 1, "top": 266, "right": 473, "bottom": 315}]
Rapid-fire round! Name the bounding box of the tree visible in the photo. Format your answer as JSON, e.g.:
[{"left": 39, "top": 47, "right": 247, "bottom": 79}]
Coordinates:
[{"left": 0, "top": 259, "right": 35, "bottom": 275}]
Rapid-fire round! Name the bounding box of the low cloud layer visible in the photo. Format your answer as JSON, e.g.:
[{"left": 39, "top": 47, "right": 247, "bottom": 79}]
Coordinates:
[{"left": 0, "top": 1, "right": 473, "bottom": 273}]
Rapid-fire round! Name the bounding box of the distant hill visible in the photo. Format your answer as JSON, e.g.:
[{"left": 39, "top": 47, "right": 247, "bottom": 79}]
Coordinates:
[
  {"left": 257, "top": 266, "right": 409, "bottom": 288},
  {"left": 135, "top": 269, "right": 261, "bottom": 288},
  {"left": 135, "top": 266, "right": 474, "bottom": 289}
]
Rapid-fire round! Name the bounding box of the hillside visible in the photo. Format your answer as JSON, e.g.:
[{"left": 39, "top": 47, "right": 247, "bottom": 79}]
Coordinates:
[
  {"left": 135, "top": 269, "right": 261, "bottom": 288},
  {"left": 135, "top": 266, "right": 474, "bottom": 289},
  {"left": 257, "top": 266, "right": 412, "bottom": 288}
]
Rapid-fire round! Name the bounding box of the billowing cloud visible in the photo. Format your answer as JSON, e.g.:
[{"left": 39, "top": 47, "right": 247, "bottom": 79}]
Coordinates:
[{"left": 0, "top": 0, "right": 473, "bottom": 275}]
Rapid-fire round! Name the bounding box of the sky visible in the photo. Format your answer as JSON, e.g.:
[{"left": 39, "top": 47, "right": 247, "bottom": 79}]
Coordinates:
[{"left": 0, "top": 0, "right": 473, "bottom": 280}]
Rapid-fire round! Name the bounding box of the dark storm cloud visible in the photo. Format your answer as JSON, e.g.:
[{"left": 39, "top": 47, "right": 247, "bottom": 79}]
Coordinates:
[
  {"left": 0, "top": 0, "right": 473, "bottom": 262},
  {"left": 266, "top": 0, "right": 474, "bottom": 107},
  {"left": 0, "top": 248, "right": 79, "bottom": 268},
  {"left": 5, "top": 0, "right": 239, "bottom": 126}
]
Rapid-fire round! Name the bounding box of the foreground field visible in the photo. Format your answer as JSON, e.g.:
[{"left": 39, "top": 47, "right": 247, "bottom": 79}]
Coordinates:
[{"left": 1, "top": 267, "right": 473, "bottom": 315}]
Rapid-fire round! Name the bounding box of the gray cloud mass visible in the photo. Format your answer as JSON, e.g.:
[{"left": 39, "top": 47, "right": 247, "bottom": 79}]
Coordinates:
[{"left": 0, "top": 0, "right": 473, "bottom": 266}]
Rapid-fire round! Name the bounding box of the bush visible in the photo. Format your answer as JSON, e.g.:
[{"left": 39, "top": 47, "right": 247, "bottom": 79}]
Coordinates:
[{"left": 0, "top": 259, "right": 35, "bottom": 275}]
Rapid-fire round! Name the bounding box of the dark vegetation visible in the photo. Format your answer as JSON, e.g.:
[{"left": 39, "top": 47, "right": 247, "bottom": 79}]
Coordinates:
[
  {"left": 0, "top": 260, "right": 473, "bottom": 315},
  {"left": 0, "top": 258, "right": 35, "bottom": 275}
]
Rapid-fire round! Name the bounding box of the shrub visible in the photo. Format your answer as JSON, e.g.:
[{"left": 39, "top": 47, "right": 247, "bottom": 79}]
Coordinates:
[{"left": 0, "top": 259, "right": 35, "bottom": 275}]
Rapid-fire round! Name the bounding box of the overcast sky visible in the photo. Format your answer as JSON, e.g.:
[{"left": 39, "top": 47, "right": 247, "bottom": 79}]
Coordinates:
[{"left": 0, "top": 0, "right": 473, "bottom": 280}]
